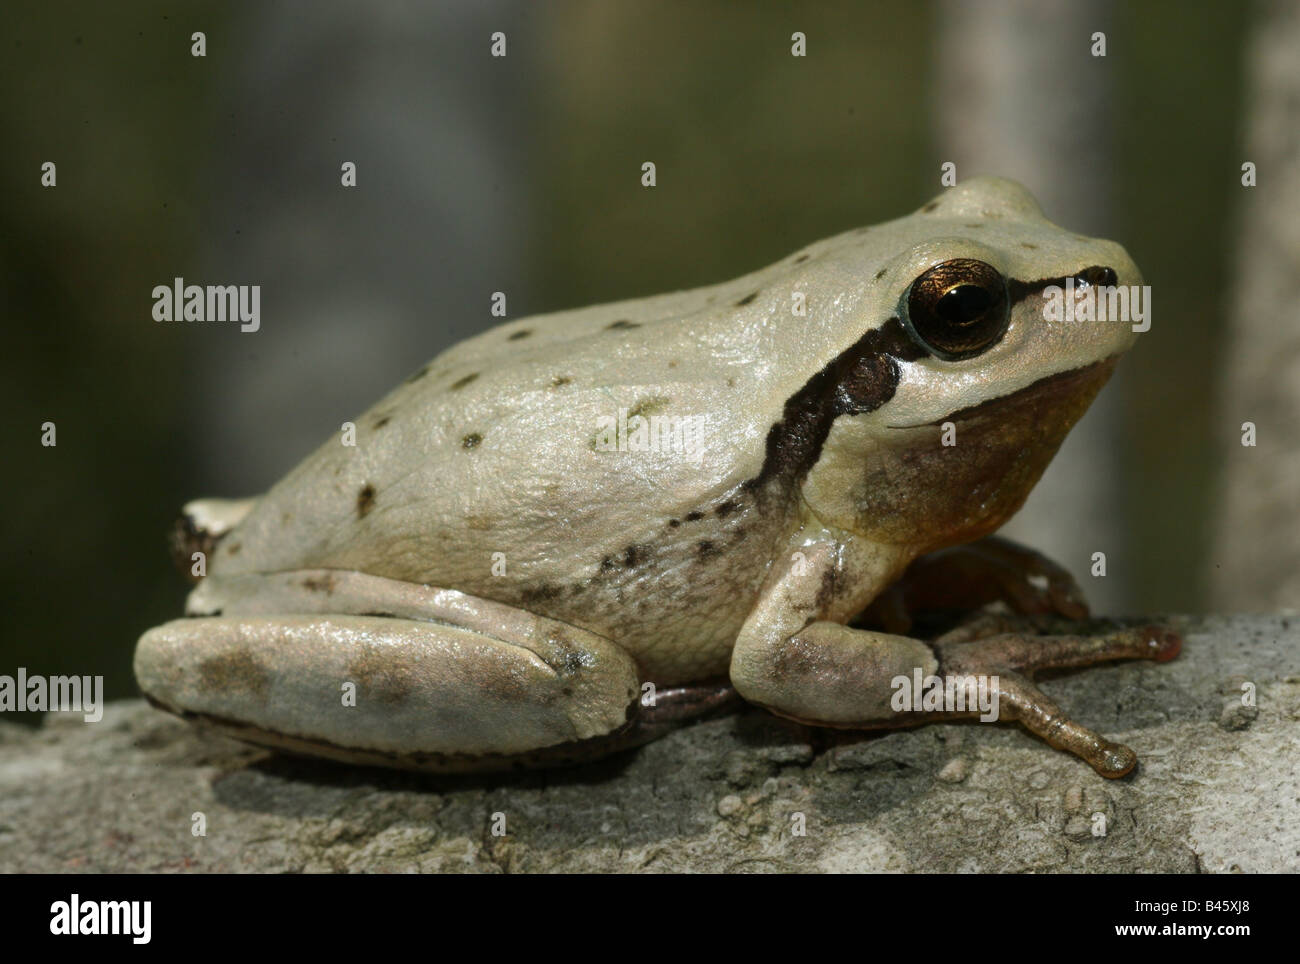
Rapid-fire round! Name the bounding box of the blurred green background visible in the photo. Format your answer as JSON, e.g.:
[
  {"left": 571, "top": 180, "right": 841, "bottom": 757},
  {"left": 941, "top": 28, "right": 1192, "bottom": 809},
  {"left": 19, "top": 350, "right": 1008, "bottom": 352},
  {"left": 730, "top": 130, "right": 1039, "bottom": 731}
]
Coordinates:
[{"left": 0, "top": 0, "right": 1252, "bottom": 707}]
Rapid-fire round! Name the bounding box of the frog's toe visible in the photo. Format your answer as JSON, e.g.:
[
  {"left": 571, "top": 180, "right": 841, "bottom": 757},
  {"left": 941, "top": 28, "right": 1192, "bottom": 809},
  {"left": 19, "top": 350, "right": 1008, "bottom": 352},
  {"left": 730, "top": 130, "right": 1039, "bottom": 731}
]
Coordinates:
[
  {"left": 1094, "top": 742, "right": 1138, "bottom": 779},
  {"left": 932, "top": 624, "right": 1179, "bottom": 777},
  {"left": 979, "top": 537, "right": 1089, "bottom": 620}
]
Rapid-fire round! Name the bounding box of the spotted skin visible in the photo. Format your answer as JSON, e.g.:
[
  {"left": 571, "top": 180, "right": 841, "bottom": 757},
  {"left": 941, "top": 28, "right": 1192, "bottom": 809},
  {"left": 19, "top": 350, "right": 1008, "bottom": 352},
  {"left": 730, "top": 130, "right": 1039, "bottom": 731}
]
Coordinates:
[{"left": 136, "top": 177, "right": 1177, "bottom": 775}]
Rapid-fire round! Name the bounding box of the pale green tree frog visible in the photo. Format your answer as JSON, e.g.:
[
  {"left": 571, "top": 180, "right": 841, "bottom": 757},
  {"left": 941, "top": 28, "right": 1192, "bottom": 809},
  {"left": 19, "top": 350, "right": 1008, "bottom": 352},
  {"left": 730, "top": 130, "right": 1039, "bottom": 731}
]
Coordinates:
[{"left": 136, "top": 177, "right": 1179, "bottom": 777}]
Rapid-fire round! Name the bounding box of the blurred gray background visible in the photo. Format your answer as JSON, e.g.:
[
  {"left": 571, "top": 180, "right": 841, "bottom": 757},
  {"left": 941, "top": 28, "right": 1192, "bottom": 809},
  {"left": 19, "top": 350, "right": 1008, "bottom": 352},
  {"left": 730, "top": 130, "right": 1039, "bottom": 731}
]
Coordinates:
[{"left": 2, "top": 0, "right": 1294, "bottom": 705}]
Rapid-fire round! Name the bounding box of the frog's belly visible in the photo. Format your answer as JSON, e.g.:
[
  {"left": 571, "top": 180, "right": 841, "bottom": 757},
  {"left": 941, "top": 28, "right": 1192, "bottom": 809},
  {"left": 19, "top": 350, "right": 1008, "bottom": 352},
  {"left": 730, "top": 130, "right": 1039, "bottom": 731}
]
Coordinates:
[
  {"left": 443, "top": 519, "right": 779, "bottom": 685},
  {"left": 415, "top": 488, "right": 792, "bottom": 684},
  {"left": 508, "top": 566, "right": 764, "bottom": 685}
]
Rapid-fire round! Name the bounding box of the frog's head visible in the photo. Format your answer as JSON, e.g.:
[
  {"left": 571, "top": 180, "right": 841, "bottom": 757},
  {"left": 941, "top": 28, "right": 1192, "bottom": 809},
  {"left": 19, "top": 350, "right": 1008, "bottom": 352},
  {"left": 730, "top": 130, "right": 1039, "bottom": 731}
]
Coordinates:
[{"left": 801, "top": 176, "right": 1144, "bottom": 553}]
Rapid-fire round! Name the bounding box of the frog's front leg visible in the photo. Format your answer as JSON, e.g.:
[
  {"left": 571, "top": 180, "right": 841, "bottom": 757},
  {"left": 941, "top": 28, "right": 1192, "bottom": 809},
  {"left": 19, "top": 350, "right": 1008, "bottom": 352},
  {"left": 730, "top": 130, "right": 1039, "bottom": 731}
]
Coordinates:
[
  {"left": 135, "top": 588, "right": 644, "bottom": 769},
  {"left": 729, "top": 520, "right": 1180, "bottom": 777}
]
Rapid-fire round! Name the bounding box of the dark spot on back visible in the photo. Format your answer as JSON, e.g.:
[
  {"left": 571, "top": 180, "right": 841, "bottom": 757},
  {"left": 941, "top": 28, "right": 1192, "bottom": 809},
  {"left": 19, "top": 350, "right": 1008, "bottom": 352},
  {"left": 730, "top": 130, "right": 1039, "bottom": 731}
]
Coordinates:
[
  {"left": 623, "top": 544, "right": 650, "bottom": 568},
  {"left": 964, "top": 223, "right": 983, "bottom": 229},
  {"left": 225, "top": 542, "right": 241, "bottom": 555},
  {"left": 405, "top": 364, "right": 430, "bottom": 384},
  {"left": 735, "top": 291, "right": 759, "bottom": 307},
  {"left": 874, "top": 268, "right": 887, "bottom": 280},
  {"left": 450, "top": 372, "right": 479, "bottom": 390},
  {"left": 357, "top": 484, "right": 376, "bottom": 518},
  {"left": 508, "top": 329, "right": 532, "bottom": 340},
  {"left": 628, "top": 396, "right": 670, "bottom": 419},
  {"left": 462, "top": 432, "right": 483, "bottom": 449},
  {"left": 922, "top": 201, "right": 940, "bottom": 213},
  {"left": 667, "top": 519, "right": 681, "bottom": 528},
  {"left": 1020, "top": 242, "right": 1038, "bottom": 249},
  {"left": 744, "top": 316, "right": 928, "bottom": 490},
  {"left": 606, "top": 319, "right": 640, "bottom": 331},
  {"left": 373, "top": 416, "right": 391, "bottom": 429},
  {"left": 696, "top": 540, "right": 720, "bottom": 560},
  {"left": 551, "top": 375, "right": 572, "bottom": 388},
  {"left": 793, "top": 253, "right": 811, "bottom": 264},
  {"left": 684, "top": 510, "right": 704, "bottom": 522},
  {"left": 715, "top": 500, "right": 739, "bottom": 518}
]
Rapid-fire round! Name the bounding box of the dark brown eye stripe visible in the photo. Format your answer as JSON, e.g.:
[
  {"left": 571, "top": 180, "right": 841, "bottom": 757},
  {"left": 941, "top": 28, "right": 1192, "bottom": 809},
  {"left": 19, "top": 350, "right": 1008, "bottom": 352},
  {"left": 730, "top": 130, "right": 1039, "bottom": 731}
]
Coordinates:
[
  {"left": 745, "top": 317, "right": 926, "bottom": 490},
  {"left": 1007, "top": 265, "right": 1118, "bottom": 305}
]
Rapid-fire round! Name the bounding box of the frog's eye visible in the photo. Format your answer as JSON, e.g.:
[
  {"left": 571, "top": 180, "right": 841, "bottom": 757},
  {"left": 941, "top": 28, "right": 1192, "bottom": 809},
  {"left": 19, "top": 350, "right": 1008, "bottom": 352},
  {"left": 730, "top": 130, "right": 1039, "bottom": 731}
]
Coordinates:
[{"left": 904, "top": 258, "right": 1009, "bottom": 359}]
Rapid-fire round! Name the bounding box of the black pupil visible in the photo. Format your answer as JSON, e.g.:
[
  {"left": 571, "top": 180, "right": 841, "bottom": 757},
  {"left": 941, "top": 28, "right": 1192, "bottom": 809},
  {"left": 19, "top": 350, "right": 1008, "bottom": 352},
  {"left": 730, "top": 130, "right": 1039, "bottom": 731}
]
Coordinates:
[{"left": 935, "top": 284, "right": 992, "bottom": 324}]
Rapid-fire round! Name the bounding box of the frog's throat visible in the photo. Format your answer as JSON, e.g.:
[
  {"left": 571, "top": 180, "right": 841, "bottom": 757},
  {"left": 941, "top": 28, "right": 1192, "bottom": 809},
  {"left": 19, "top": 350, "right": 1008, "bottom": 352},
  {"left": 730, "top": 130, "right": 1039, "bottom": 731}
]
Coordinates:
[
  {"left": 849, "top": 356, "right": 1119, "bottom": 553},
  {"left": 933, "top": 354, "right": 1118, "bottom": 427}
]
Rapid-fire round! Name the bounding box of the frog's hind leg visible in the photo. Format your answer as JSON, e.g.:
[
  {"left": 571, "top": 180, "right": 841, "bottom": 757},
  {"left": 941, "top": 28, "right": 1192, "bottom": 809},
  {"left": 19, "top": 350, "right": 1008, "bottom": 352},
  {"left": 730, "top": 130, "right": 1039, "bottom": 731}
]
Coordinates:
[
  {"left": 933, "top": 623, "right": 1181, "bottom": 778},
  {"left": 858, "top": 536, "right": 1090, "bottom": 635},
  {"left": 135, "top": 610, "right": 648, "bottom": 772}
]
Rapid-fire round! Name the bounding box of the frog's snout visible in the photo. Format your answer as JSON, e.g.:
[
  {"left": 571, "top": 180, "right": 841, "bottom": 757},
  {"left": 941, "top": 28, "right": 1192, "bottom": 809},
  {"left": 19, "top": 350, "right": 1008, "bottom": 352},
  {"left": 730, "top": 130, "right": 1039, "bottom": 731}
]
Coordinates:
[{"left": 1075, "top": 265, "right": 1118, "bottom": 288}]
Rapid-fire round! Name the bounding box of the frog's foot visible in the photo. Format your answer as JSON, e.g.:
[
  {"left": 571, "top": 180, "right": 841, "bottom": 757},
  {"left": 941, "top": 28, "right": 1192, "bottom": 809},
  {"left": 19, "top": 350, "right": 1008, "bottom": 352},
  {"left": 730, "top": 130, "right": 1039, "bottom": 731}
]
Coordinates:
[
  {"left": 932, "top": 623, "right": 1181, "bottom": 778},
  {"left": 861, "top": 535, "right": 1089, "bottom": 634}
]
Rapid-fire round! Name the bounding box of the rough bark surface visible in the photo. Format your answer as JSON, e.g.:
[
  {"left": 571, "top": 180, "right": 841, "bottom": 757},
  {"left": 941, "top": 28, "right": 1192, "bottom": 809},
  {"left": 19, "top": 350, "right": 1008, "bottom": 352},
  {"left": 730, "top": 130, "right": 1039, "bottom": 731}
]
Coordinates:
[{"left": 1, "top": 615, "right": 1295, "bottom": 873}]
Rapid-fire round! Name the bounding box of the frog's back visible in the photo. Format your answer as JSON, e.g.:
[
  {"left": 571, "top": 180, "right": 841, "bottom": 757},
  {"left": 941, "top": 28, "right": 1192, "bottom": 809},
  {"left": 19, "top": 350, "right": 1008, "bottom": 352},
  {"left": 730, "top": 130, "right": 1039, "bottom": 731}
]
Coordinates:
[{"left": 205, "top": 222, "right": 916, "bottom": 677}]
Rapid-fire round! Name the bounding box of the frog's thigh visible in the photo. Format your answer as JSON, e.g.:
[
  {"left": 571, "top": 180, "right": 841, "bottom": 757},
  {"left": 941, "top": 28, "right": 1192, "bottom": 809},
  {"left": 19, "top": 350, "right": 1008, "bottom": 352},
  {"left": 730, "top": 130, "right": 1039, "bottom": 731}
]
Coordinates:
[
  {"left": 135, "top": 613, "right": 640, "bottom": 757},
  {"left": 731, "top": 621, "right": 937, "bottom": 724}
]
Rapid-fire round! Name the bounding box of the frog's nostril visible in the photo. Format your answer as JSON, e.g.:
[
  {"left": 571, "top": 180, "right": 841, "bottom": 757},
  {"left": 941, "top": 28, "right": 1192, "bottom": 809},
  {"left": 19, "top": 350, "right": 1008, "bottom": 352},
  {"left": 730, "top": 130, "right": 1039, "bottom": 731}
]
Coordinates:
[{"left": 1077, "top": 265, "right": 1118, "bottom": 288}]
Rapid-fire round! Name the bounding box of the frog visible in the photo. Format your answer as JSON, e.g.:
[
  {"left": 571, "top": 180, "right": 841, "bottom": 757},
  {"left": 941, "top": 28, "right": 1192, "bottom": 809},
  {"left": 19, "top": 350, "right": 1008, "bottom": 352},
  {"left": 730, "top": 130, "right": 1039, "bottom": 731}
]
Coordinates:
[{"left": 135, "top": 176, "right": 1179, "bottom": 778}]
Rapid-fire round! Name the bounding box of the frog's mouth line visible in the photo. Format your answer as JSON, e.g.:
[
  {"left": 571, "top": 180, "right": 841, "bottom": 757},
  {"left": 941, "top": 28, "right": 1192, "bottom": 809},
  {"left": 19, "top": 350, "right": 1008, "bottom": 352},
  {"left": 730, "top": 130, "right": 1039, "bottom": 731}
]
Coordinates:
[{"left": 885, "top": 356, "right": 1118, "bottom": 430}]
